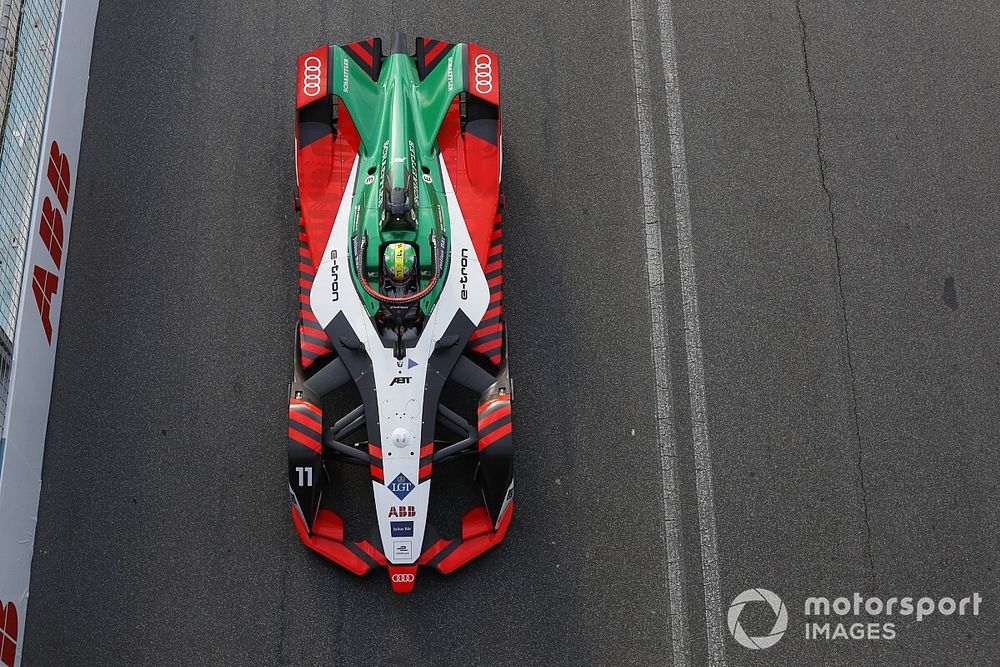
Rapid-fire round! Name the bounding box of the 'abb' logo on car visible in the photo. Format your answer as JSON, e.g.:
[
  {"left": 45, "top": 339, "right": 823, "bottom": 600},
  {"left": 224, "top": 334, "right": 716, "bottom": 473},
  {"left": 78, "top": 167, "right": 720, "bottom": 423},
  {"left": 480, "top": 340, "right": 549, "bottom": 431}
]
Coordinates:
[
  {"left": 32, "top": 141, "right": 71, "bottom": 344},
  {"left": 387, "top": 505, "right": 416, "bottom": 517},
  {"left": 0, "top": 600, "right": 17, "bottom": 667}
]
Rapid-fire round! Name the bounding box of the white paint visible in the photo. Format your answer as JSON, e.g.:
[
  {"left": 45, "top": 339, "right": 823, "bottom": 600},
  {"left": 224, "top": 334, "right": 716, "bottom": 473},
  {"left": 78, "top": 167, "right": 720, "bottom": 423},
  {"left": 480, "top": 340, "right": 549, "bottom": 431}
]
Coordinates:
[
  {"left": 496, "top": 477, "right": 514, "bottom": 526},
  {"left": 0, "top": 2, "right": 101, "bottom": 665},
  {"left": 309, "top": 153, "right": 489, "bottom": 564},
  {"left": 626, "top": 1, "right": 689, "bottom": 664},
  {"left": 651, "top": 0, "right": 726, "bottom": 663},
  {"left": 430, "top": 156, "right": 490, "bottom": 340}
]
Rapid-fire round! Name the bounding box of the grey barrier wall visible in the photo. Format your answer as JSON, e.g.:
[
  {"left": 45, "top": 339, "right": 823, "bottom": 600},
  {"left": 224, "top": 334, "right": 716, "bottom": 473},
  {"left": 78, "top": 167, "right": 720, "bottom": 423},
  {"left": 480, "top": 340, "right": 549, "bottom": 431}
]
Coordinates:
[{"left": 0, "top": 2, "right": 100, "bottom": 664}]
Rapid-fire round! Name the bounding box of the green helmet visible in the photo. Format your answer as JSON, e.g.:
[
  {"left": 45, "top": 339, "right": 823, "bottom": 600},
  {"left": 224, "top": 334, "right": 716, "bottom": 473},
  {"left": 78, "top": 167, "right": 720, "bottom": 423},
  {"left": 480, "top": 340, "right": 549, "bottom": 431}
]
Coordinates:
[{"left": 382, "top": 242, "right": 417, "bottom": 284}]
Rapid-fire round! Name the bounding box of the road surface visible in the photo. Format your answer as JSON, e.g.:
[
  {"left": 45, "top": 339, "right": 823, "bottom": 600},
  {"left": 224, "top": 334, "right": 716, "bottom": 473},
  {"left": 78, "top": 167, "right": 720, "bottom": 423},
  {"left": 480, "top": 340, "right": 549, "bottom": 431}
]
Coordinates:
[{"left": 24, "top": 0, "right": 1000, "bottom": 664}]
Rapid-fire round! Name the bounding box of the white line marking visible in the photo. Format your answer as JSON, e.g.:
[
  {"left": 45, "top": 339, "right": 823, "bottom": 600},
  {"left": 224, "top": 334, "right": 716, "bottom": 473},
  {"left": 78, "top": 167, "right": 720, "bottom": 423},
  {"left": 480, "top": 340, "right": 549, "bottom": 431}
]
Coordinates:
[
  {"left": 627, "top": 1, "right": 690, "bottom": 664},
  {"left": 652, "top": 0, "right": 726, "bottom": 663}
]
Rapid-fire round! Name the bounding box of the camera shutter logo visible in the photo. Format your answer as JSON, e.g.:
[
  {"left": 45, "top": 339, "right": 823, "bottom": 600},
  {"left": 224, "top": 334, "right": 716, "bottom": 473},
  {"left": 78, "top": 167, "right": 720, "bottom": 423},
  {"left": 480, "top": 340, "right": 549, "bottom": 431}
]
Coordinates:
[{"left": 727, "top": 588, "right": 788, "bottom": 649}]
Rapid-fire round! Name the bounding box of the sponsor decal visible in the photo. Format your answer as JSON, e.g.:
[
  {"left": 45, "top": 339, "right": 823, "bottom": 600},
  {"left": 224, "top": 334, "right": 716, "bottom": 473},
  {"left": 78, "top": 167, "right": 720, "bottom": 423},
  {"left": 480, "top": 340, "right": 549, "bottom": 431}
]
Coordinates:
[
  {"left": 408, "top": 141, "right": 419, "bottom": 206},
  {"left": 391, "top": 573, "right": 415, "bottom": 583},
  {"left": 446, "top": 55, "right": 455, "bottom": 92},
  {"left": 0, "top": 600, "right": 17, "bottom": 667},
  {"left": 352, "top": 203, "right": 362, "bottom": 234},
  {"left": 378, "top": 140, "right": 390, "bottom": 190},
  {"left": 393, "top": 541, "right": 412, "bottom": 559},
  {"left": 342, "top": 56, "right": 349, "bottom": 93},
  {"left": 388, "top": 505, "right": 416, "bottom": 518},
  {"left": 389, "top": 376, "right": 411, "bottom": 386},
  {"left": 460, "top": 248, "right": 469, "bottom": 300},
  {"left": 329, "top": 249, "right": 339, "bottom": 301},
  {"left": 406, "top": 358, "right": 418, "bottom": 369},
  {"left": 473, "top": 53, "right": 494, "bottom": 94},
  {"left": 388, "top": 473, "right": 415, "bottom": 500},
  {"left": 302, "top": 55, "right": 322, "bottom": 97},
  {"left": 390, "top": 521, "right": 414, "bottom": 537},
  {"left": 32, "top": 142, "right": 71, "bottom": 343}
]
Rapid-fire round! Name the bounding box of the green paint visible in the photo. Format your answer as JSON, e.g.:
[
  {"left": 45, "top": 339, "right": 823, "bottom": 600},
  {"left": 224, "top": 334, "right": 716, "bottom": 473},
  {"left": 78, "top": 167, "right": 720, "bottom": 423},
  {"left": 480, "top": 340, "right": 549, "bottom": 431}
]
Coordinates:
[{"left": 331, "top": 46, "right": 468, "bottom": 316}]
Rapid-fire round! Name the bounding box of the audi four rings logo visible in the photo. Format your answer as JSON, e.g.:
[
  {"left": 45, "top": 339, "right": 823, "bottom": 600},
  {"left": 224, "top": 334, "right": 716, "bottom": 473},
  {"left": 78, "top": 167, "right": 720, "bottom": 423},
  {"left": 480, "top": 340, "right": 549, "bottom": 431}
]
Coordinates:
[
  {"left": 391, "top": 573, "right": 415, "bottom": 583},
  {"left": 302, "top": 56, "right": 322, "bottom": 97},
  {"left": 473, "top": 53, "right": 494, "bottom": 94}
]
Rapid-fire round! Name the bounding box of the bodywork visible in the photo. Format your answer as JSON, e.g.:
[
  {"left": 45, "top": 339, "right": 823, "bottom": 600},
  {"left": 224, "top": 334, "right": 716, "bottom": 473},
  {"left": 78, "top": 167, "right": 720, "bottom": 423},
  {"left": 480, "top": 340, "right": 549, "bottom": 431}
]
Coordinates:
[{"left": 288, "top": 34, "right": 512, "bottom": 593}]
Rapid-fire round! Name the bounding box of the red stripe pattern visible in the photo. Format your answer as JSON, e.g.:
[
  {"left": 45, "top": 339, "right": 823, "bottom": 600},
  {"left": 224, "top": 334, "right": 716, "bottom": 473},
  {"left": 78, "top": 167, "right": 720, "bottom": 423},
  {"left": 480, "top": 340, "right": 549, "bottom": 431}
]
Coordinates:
[
  {"left": 298, "top": 225, "right": 335, "bottom": 369},
  {"left": 417, "top": 503, "right": 515, "bottom": 575},
  {"left": 289, "top": 399, "right": 322, "bottom": 454},
  {"left": 425, "top": 40, "right": 447, "bottom": 63},
  {"left": 291, "top": 506, "right": 388, "bottom": 577},
  {"left": 368, "top": 443, "right": 384, "bottom": 483},
  {"left": 342, "top": 39, "right": 381, "bottom": 81},
  {"left": 416, "top": 38, "right": 454, "bottom": 79},
  {"left": 477, "top": 396, "right": 512, "bottom": 451},
  {"left": 347, "top": 41, "right": 373, "bottom": 67},
  {"left": 418, "top": 443, "right": 434, "bottom": 482},
  {"left": 468, "top": 213, "right": 504, "bottom": 366}
]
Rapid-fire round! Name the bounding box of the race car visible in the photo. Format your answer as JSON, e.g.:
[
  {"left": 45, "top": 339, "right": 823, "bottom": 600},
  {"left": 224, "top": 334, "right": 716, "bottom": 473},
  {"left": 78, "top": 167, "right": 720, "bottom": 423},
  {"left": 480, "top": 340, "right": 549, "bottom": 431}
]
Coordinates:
[{"left": 288, "top": 33, "right": 513, "bottom": 593}]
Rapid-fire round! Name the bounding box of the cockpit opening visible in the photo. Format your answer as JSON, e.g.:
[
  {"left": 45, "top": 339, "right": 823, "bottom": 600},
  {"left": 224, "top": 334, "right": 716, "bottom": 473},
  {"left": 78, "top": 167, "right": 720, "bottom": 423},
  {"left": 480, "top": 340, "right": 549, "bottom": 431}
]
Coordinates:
[{"left": 376, "top": 241, "right": 423, "bottom": 359}]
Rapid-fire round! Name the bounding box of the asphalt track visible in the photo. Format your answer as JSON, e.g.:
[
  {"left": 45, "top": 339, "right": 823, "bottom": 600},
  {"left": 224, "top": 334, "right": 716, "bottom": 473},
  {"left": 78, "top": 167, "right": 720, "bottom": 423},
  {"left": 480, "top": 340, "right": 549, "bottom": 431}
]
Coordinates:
[{"left": 22, "top": 0, "right": 1000, "bottom": 665}]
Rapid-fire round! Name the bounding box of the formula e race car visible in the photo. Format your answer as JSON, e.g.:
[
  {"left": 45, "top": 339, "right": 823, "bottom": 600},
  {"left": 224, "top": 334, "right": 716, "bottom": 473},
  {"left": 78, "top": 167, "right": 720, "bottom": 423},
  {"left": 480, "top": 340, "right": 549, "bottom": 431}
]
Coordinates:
[{"left": 288, "top": 33, "right": 512, "bottom": 592}]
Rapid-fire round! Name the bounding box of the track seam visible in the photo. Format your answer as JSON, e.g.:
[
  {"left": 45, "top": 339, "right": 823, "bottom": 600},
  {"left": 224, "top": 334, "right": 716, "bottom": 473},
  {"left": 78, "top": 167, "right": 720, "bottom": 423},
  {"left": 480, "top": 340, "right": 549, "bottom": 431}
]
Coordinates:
[
  {"left": 794, "top": 0, "right": 877, "bottom": 593},
  {"left": 651, "top": 0, "right": 727, "bottom": 663},
  {"left": 627, "top": 0, "right": 690, "bottom": 664}
]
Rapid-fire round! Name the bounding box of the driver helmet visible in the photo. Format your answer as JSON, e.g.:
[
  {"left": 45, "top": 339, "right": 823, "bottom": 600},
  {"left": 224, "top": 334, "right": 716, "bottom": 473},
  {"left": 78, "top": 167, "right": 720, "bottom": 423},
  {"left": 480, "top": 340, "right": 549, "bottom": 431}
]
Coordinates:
[{"left": 382, "top": 242, "right": 417, "bottom": 285}]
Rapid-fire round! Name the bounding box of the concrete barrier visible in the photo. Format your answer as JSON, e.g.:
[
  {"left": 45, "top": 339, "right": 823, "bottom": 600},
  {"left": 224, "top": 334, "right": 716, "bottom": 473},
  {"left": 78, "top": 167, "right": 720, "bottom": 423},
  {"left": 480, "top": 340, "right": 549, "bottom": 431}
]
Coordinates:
[{"left": 0, "top": 2, "right": 99, "bottom": 664}]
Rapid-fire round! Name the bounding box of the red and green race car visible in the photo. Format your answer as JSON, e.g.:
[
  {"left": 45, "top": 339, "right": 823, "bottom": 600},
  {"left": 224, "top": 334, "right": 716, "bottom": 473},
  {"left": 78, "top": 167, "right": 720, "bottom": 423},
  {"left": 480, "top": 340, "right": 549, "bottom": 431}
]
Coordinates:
[{"left": 288, "top": 33, "right": 513, "bottom": 593}]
